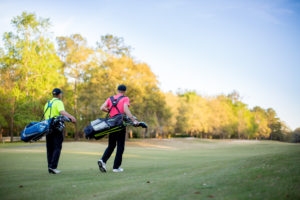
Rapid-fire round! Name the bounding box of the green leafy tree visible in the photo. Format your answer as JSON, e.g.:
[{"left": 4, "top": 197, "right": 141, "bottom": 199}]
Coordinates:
[
  {"left": 266, "top": 108, "right": 283, "bottom": 140},
  {"left": 291, "top": 128, "right": 300, "bottom": 143},
  {"left": 0, "top": 12, "right": 63, "bottom": 141}
]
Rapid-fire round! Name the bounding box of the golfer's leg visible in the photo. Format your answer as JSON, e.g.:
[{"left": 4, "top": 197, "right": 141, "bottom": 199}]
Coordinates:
[
  {"left": 46, "top": 134, "right": 54, "bottom": 169},
  {"left": 102, "top": 133, "right": 117, "bottom": 163},
  {"left": 51, "top": 131, "right": 63, "bottom": 169},
  {"left": 113, "top": 128, "right": 126, "bottom": 169}
]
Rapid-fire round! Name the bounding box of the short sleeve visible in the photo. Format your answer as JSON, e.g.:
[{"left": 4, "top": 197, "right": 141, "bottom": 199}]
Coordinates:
[
  {"left": 105, "top": 98, "right": 111, "bottom": 108},
  {"left": 56, "top": 101, "right": 65, "bottom": 113}
]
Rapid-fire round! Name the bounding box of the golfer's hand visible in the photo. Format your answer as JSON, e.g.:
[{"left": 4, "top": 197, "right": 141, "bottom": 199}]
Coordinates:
[
  {"left": 133, "top": 120, "right": 139, "bottom": 126},
  {"left": 70, "top": 116, "right": 77, "bottom": 123}
]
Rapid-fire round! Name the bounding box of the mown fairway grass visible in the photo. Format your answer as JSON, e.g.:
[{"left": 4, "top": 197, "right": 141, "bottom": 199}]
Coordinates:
[{"left": 0, "top": 139, "right": 299, "bottom": 200}]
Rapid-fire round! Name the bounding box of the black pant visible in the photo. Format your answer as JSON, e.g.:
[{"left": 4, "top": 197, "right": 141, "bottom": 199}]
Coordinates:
[
  {"left": 46, "top": 129, "right": 63, "bottom": 169},
  {"left": 102, "top": 128, "right": 126, "bottom": 169}
]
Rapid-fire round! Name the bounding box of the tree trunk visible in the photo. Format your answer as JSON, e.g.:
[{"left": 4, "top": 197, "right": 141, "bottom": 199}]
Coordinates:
[
  {"left": 125, "top": 127, "right": 129, "bottom": 141},
  {"left": 10, "top": 103, "right": 15, "bottom": 142},
  {"left": 25, "top": 32, "right": 29, "bottom": 97},
  {"left": 64, "top": 129, "right": 68, "bottom": 137},
  {"left": 0, "top": 126, "right": 2, "bottom": 142},
  {"left": 74, "top": 79, "right": 78, "bottom": 140}
]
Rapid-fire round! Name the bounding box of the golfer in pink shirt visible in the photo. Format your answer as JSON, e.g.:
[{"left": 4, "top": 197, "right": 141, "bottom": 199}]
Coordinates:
[{"left": 97, "top": 85, "right": 138, "bottom": 173}]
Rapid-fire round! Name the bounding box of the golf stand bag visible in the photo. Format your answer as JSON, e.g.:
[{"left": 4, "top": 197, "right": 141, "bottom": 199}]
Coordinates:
[
  {"left": 84, "top": 96, "right": 147, "bottom": 140},
  {"left": 21, "top": 99, "right": 71, "bottom": 142}
]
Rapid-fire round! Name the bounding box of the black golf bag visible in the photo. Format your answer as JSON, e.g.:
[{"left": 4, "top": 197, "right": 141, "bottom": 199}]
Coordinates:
[
  {"left": 84, "top": 114, "right": 125, "bottom": 140},
  {"left": 84, "top": 96, "right": 148, "bottom": 140}
]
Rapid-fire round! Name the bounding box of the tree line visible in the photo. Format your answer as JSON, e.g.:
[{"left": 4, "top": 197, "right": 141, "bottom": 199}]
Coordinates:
[{"left": 0, "top": 12, "right": 299, "bottom": 142}]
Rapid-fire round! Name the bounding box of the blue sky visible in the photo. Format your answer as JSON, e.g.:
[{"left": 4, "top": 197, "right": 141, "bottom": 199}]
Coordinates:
[{"left": 0, "top": 0, "right": 299, "bottom": 130}]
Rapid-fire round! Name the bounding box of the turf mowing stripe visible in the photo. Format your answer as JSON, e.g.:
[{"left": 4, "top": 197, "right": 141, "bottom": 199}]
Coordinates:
[
  {"left": 133, "top": 142, "right": 176, "bottom": 150},
  {"left": 0, "top": 149, "right": 140, "bottom": 157}
]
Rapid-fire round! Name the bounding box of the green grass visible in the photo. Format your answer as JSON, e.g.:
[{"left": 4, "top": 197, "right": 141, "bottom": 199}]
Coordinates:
[{"left": 0, "top": 139, "right": 299, "bottom": 200}]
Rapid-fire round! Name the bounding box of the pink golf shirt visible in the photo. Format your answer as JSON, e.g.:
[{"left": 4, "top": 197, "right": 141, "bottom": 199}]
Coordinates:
[{"left": 105, "top": 94, "right": 130, "bottom": 118}]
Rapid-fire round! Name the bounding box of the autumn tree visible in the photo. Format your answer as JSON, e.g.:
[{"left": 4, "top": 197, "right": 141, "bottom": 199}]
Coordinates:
[
  {"left": 82, "top": 55, "right": 170, "bottom": 138},
  {"left": 96, "top": 34, "right": 131, "bottom": 57},
  {"left": 57, "top": 34, "right": 93, "bottom": 139},
  {"left": 252, "top": 106, "right": 271, "bottom": 139}
]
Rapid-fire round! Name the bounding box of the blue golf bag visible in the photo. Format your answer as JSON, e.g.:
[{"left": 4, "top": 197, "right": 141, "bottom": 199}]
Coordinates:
[
  {"left": 21, "top": 119, "right": 52, "bottom": 142},
  {"left": 21, "top": 116, "right": 71, "bottom": 142},
  {"left": 21, "top": 99, "right": 70, "bottom": 142}
]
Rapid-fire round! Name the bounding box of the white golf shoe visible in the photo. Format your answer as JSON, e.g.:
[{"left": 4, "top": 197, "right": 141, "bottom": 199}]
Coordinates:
[
  {"left": 113, "top": 168, "right": 124, "bottom": 173},
  {"left": 98, "top": 159, "right": 107, "bottom": 173},
  {"left": 48, "top": 168, "right": 61, "bottom": 174}
]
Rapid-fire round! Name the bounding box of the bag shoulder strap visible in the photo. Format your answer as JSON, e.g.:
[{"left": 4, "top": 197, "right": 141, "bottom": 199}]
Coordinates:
[
  {"left": 106, "top": 95, "right": 125, "bottom": 118},
  {"left": 41, "top": 99, "right": 60, "bottom": 121},
  {"left": 41, "top": 100, "right": 50, "bottom": 121}
]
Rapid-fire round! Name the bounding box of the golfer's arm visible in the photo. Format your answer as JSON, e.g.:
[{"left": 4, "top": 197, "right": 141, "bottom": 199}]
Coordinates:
[
  {"left": 100, "top": 102, "right": 109, "bottom": 112},
  {"left": 60, "top": 110, "right": 74, "bottom": 119},
  {"left": 124, "top": 104, "right": 135, "bottom": 121}
]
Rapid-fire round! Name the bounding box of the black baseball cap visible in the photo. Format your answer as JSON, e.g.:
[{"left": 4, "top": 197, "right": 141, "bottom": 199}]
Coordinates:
[
  {"left": 52, "top": 88, "right": 63, "bottom": 96},
  {"left": 117, "top": 85, "right": 127, "bottom": 91}
]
